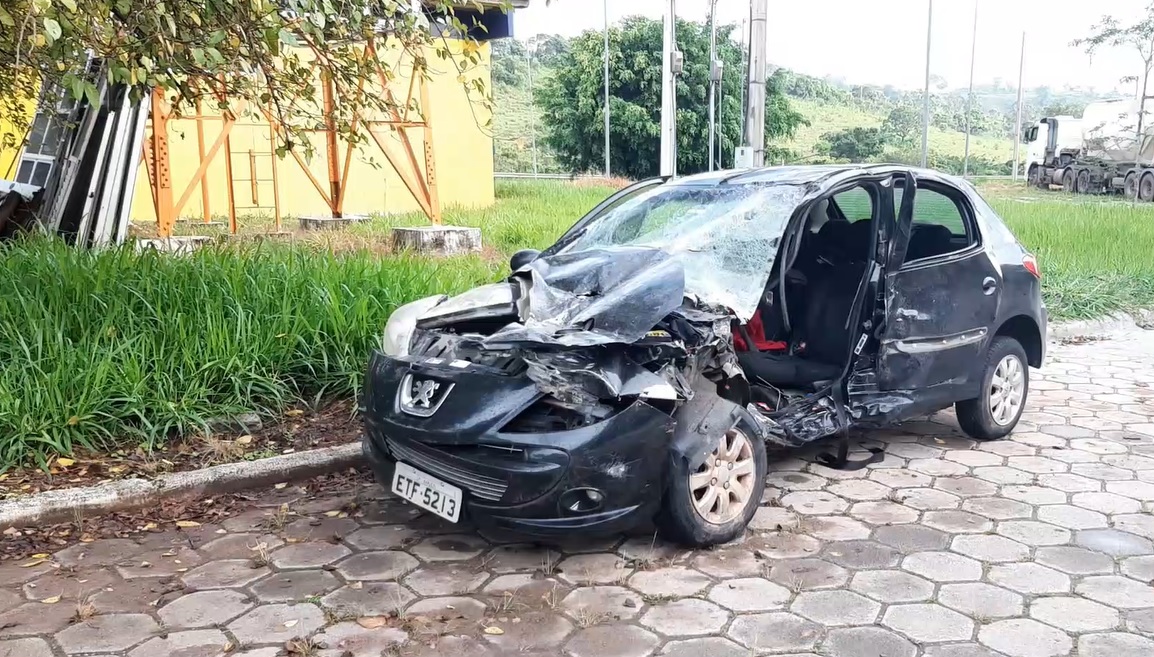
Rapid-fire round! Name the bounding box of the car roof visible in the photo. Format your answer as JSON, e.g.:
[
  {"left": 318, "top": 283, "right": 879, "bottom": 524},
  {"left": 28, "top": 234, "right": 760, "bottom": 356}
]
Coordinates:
[{"left": 670, "top": 163, "right": 965, "bottom": 191}]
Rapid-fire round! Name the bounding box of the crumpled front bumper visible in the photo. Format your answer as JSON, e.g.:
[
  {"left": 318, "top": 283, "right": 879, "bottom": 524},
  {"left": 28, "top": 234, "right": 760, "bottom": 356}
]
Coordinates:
[{"left": 361, "top": 351, "right": 675, "bottom": 536}]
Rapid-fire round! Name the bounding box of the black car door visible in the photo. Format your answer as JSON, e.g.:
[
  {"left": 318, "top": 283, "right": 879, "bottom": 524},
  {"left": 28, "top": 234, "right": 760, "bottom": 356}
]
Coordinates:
[{"left": 876, "top": 174, "right": 1000, "bottom": 395}]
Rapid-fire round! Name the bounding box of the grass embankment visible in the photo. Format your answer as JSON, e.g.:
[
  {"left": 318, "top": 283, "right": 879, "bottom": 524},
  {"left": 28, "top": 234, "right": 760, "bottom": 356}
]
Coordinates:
[{"left": 3, "top": 179, "right": 1153, "bottom": 467}]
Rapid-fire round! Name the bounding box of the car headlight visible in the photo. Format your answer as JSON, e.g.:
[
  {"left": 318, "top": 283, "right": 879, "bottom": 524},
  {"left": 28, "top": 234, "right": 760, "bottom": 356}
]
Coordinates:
[{"left": 382, "top": 295, "right": 447, "bottom": 356}]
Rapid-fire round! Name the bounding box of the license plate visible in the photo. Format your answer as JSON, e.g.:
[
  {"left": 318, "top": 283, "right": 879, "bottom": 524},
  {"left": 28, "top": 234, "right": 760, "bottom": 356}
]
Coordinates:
[{"left": 391, "top": 462, "right": 463, "bottom": 523}]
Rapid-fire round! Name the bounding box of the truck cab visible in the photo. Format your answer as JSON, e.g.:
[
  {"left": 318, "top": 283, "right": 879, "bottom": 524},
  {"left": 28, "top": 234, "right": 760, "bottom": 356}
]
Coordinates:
[{"left": 1024, "top": 116, "right": 1082, "bottom": 184}]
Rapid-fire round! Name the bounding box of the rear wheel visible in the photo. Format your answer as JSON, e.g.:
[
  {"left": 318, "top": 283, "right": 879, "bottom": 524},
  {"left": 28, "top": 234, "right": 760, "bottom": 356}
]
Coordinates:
[
  {"left": 1140, "top": 172, "right": 1154, "bottom": 202},
  {"left": 1061, "top": 168, "right": 1076, "bottom": 193},
  {"left": 1125, "top": 170, "right": 1140, "bottom": 199},
  {"left": 956, "top": 336, "right": 1029, "bottom": 441},
  {"left": 657, "top": 420, "right": 767, "bottom": 547},
  {"left": 1075, "top": 168, "right": 1092, "bottom": 194}
]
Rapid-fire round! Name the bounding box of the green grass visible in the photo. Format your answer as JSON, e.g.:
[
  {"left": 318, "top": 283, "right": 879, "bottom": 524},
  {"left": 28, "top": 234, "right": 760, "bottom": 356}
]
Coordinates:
[{"left": 5, "top": 178, "right": 1154, "bottom": 467}]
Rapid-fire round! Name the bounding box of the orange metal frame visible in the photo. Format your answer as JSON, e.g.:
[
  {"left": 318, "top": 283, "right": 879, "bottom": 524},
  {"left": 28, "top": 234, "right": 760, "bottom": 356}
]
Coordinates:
[{"left": 143, "top": 40, "right": 442, "bottom": 238}]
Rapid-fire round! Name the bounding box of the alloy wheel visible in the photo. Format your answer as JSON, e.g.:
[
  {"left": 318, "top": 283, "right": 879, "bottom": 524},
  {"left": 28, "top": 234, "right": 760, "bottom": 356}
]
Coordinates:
[
  {"left": 689, "top": 427, "right": 757, "bottom": 524},
  {"left": 990, "top": 354, "right": 1025, "bottom": 426}
]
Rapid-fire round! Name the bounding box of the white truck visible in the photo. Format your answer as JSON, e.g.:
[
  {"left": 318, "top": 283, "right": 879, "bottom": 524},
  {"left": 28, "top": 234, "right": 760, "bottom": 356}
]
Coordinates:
[{"left": 1024, "top": 98, "right": 1154, "bottom": 200}]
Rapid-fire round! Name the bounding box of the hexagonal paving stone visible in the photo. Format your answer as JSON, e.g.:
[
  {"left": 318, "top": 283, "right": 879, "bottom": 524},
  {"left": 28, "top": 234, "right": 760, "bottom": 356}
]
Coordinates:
[
  {"left": 482, "top": 611, "right": 572, "bottom": 652},
  {"left": 52, "top": 539, "right": 143, "bottom": 568},
  {"left": 659, "top": 637, "right": 748, "bottom": 657},
  {"left": 902, "top": 551, "right": 982, "bottom": 582},
  {"left": 1121, "top": 554, "right": 1154, "bottom": 581},
  {"left": 402, "top": 566, "right": 488, "bottom": 596},
  {"left": 963, "top": 497, "right": 1034, "bottom": 520},
  {"left": 565, "top": 625, "right": 659, "bottom": 657},
  {"left": 249, "top": 569, "right": 341, "bottom": 602},
  {"left": 934, "top": 477, "right": 998, "bottom": 498},
  {"left": 1071, "top": 438, "right": 1130, "bottom": 454},
  {"left": 870, "top": 468, "right": 934, "bottom": 488},
  {"left": 883, "top": 604, "right": 977, "bottom": 645},
  {"left": 320, "top": 582, "right": 414, "bottom": 617},
  {"left": 922, "top": 644, "right": 1012, "bottom": 657},
  {"left": 938, "top": 583, "right": 1023, "bottom": 619},
  {"left": 312, "top": 621, "right": 408, "bottom": 656},
  {"left": 872, "top": 525, "right": 950, "bottom": 551},
  {"left": 782, "top": 491, "right": 849, "bottom": 515},
  {"left": 1036, "top": 504, "right": 1108, "bottom": 530},
  {"left": 1001, "top": 485, "right": 1068, "bottom": 506},
  {"left": 950, "top": 535, "right": 1029, "bottom": 563},
  {"left": 894, "top": 488, "right": 961, "bottom": 510},
  {"left": 128, "top": 629, "right": 230, "bottom": 657},
  {"left": 641, "top": 598, "right": 729, "bottom": 637},
  {"left": 691, "top": 549, "right": 762, "bottom": 579},
  {"left": 850, "top": 570, "right": 934, "bottom": 603},
  {"left": 267, "top": 542, "right": 351, "bottom": 570},
  {"left": 556, "top": 553, "right": 632, "bottom": 585},
  {"left": 197, "top": 533, "right": 284, "bottom": 560},
  {"left": 55, "top": 613, "right": 160, "bottom": 654},
  {"left": 820, "top": 627, "right": 917, "bottom": 657},
  {"left": 0, "top": 602, "right": 85, "bottom": 638},
  {"left": 767, "top": 558, "right": 849, "bottom": 590},
  {"left": 561, "top": 586, "right": 642, "bottom": 622},
  {"left": 978, "top": 619, "right": 1073, "bottom": 657},
  {"left": 0, "top": 638, "right": 54, "bottom": 657},
  {"left": 973, "top": 466, "right": 1034, "bottom": 485},
  {"left": 945, "top": 450, "right": 1005, "bottom": 468},
  {"left": 821, "top": 540, "right": 900, "bottom": 569},
  {"left": 996, "top": 521, "right": 1072, "bottom": 547},
  {"left": 158, "top": 590, "right": 254, "bottom": 629},
  {"left": 227, "top": 602, "right": 325, "bottom": 645},
  {"left": 484, "top": 544, "right": 562, "bottom": 574},
  {"left": 750, "top": 506, "right": 801, "bottom": 531},
  {"left": 988, "top": 563, "right": 1071, "bottom": 594},
  {"left": 767, "top": 471, "right": 829, "bottom": 490},
  {"left": 281, "top": 517, "right": 359, "bottom": 542},
  {"left": 1078, "top": 632, "right": 1154, "bottom": 657},
  {"left": 1115, "top": 513, "right": 1154, "bottom": 540},
  {"left": 829, "top": 480, "right": 892, "bottom": 501},
  {"left": 181, "top": 559, "right": 269, "bottom": 590},
  {"left": 750, "top": 533, "right": 822, "bottom": 559},
  {"left": 1073, "top": 491, "right": 1143, "bottom": 515},
  {"left": 1077, "top": 576, "right": 1154, "bottom": 609},
  {"left": 21, "top": 567, "right": 118, "bottom": 603},
  {"left": 406, "top": 596, "right": 488, "bottom": 622},
  {"left": 1006, "top": 456, "right": 1068, "bottom": 474},
  {"left": 1075, "top": 529, "right": 1154, "bottom": 556},
  {"left": 629, "top": 567, "right": 711, "bottom": 597},
  {"left": 334, "top": 551, "right": 419, "bottom": 581},
  {"left": 727, "top": 612, "right": 821, "bottom": 653},
  {"left": 909, "top": 458, "right": 970, "bottom": 477},
  {"left": 708, "top": 578, "right": 791, "bottom": 612},
  {"left": 1035, "top": 546, "right": 1116, "bottom": 575},
  {"left": 1029, "top": 596, "right": 1120, "bottom": 633},
  {"left": 1073, "top": 463, "right": 1134, "bottom": 481},
  {"left": 409, "top": 534, "right": 488, "bottom": 562},
  {"left": 791, "top": 590, "right": 880, "bottom": 626},
  {"left": 115, "top": 547, "right": 205, "bottom": 579},
  {"left": 0, "top": 591, "right": 18, "bottom": 615},
  {"left": 1037, "top": 473, "right": 1101, "bottom": 493},
  {"left": 923, "top": 511, "right": 995, "bottom": 534},
  {"left": 849, "top": 501, "right": 919, "bottom": 525}
]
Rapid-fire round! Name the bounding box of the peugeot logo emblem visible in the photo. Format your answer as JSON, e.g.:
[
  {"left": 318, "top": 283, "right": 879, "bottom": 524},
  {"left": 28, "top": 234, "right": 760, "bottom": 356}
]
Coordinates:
[{"left": 399, "top": 374, "right": 453, "bottom": 417}]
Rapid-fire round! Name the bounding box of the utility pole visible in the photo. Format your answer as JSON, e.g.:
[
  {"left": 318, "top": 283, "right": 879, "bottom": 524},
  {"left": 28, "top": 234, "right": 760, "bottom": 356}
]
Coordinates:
[
  {"left": 963, "top": 0, "right": 978, "bottom": 176},
  {"left": 707, "top": 0, "right": 719, "bottom": 171},
  {"left": 1012, "top": 32, "right": 1026, "bottom": 181},
  {"left": 745, "top": 0, "right": 767, "bottom": 167},
  {"left": 738, "top": 14, "right": 748, "bottom": 149},
  {"left": 920, "top": 0, "right": 933, "bottom": 169},
  {"left": 526, "top": 38, "right": 538, "bottom": 176},
  {"left": 660, "top": 0, "right": 678, "bottom": 177},
  {"left": 603, "top": 0, "right": 611, "bottom": 178}
]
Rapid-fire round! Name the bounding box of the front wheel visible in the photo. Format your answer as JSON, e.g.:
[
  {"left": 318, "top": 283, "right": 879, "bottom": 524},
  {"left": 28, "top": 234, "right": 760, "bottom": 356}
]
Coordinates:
[
  {"left": 956, "top": 336, "right": 1029, "bottom": 441},
  {"left": 657, "top": 420, "right": 767, "bottom": 547},
  {"left": 1027, "top": 165, "right": 1041, "bottom": 187}
]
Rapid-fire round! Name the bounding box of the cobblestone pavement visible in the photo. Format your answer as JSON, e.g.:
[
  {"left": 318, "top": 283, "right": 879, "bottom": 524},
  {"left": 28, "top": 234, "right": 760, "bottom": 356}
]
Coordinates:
[{"left": 6, "top": 332, "right": 1154, "bottom": 657}]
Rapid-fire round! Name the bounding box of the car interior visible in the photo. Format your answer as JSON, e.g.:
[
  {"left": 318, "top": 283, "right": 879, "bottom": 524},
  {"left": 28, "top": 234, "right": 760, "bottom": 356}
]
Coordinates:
[{"left": 737, "top": 180, "right": 972, "bottom": 407}]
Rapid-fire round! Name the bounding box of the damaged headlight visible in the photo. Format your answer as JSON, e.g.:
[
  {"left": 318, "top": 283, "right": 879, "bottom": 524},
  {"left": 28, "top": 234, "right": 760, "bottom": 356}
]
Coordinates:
[{"left": 382, "top": 295, "right": 447, "bottom": 357}]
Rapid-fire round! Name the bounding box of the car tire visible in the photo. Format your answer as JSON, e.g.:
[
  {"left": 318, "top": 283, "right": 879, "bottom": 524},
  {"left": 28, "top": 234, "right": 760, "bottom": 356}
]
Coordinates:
[
  {"left": 657, "top": 419, "right": 767, "bottom": 548},
  {"left": 1125, "top": 170, "right": 1140, "bottom": 199},
  {"left": 1027, "top": 165, "right": 1040, "bottom": 187},
  {"left": 956, "top": 336, "right": 1029, "bottom": 441},
  {"left": 1075, "top": 168, "right": 1092, "bottom": 194},
  {"left": 1061, "top": 168, "right": 1076, "bottom": 193},
  {"left": 1141, "top": 172, "right": 1154, "bottom": 202}
]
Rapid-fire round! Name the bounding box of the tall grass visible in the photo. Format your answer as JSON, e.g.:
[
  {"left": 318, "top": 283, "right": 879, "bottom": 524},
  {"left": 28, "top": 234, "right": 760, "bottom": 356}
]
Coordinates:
[{"left": 0, "top": 239, "right": 497, "bottom": 468}]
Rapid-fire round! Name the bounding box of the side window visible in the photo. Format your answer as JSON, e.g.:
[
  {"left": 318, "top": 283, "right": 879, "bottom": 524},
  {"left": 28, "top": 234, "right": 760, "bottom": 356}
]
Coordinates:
[
  {"left": 832, "top": 187, "right": 874, "bottom": 222},
  {"left": 894, "top": 184, "right": 976, "bottom": 264}
]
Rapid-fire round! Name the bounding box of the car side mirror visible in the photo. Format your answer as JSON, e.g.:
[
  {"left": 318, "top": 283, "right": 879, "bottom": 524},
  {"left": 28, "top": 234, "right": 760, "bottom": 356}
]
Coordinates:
[{"left": 510, "top": 249, "right": 540, "bottom": 271}]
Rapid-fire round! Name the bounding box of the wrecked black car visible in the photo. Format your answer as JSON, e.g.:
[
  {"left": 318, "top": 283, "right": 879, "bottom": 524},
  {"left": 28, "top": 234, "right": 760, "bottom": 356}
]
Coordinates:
[{"left": 362, "top": 165, "right": 1046, "bottom": 547}]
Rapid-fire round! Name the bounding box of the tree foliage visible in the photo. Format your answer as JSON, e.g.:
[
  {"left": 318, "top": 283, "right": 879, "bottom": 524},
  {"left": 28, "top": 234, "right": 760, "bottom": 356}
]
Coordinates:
[
  {"left": 0, "top": 0, "right": 493, "bottom": 154},
  {"left": 817, "top": 127, "right": 887, "bottom": 161},
  {"left": 535, "top": 16, "right": 805, "bottom": 179}
]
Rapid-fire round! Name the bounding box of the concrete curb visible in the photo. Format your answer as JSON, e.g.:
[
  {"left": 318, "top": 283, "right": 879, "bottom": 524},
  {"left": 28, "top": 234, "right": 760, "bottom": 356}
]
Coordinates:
[
  {"left": 1050, "top": 308, "right": 1154, "bottom": 340},
  {"left": 0, "top": 442, "right": 364, "bottom": 529}
]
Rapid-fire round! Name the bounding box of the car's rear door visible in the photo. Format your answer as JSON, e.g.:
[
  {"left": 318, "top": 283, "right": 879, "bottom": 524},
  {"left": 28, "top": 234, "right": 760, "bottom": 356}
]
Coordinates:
[{"left": 876, "top": 174, "right": 1000, "bottom": 396}]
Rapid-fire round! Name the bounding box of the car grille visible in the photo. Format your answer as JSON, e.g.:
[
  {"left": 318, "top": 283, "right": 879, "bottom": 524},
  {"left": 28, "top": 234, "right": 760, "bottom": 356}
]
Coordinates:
[{"left": 386, "top": 438, "right": 508, "bottom": 502}]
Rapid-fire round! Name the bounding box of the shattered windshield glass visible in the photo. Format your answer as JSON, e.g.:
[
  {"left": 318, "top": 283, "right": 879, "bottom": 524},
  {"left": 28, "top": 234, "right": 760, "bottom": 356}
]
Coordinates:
[{"left": 560, "top": 183, "right": 810, "bottom": 320}]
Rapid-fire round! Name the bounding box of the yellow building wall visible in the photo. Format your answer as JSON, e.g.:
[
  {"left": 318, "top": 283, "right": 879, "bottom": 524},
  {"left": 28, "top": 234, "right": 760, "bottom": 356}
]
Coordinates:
[
  {"left": 130, "top": 40, "right": 494, "bottom": 223},
  {"left": 0, "top": 77, "right": 38, "bottom": 180}
]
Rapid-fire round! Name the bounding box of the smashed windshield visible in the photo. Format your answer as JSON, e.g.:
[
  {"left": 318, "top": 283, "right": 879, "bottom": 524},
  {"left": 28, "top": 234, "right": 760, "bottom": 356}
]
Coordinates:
[{"left": 560, "top": 183, "right": 809, "bottom": 320}]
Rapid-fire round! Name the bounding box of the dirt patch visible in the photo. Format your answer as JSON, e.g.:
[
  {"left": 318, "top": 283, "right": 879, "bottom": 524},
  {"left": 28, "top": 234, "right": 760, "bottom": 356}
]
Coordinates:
[{"left": 0, "top": 401, "right": 362, "bottom": 503}]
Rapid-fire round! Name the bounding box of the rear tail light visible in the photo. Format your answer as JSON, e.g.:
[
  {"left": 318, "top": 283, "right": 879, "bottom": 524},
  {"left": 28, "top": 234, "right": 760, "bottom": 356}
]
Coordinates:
[{"left": 1023, "top": 254, "right": 1041, "bottom": 279}]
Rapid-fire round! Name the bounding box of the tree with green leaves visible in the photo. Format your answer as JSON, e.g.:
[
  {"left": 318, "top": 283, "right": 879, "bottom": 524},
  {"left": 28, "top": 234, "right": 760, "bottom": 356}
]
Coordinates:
[
  {"left": 817, "top": 127, "right": 887, "bottom": 162},
  {"left": 536, "top": 16, "right": 805, "bottom": 179},
  {"left": 882, "top": 103, "right": 921, "bottom": 147},
  {"left": 1074, "top": 3, "right": 1154, "bottom": 156},
  {"left": 0, "top": 0, "right": 494, "bottom": 156}
]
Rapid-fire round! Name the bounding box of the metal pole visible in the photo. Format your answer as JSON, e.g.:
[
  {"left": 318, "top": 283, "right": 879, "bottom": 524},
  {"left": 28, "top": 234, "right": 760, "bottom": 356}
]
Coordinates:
[
  {"left": 1012, "top": 31, "right": 1026, "bottom": 181},
  {"left": 738, "top": 14, "right": 748, "bottom": 149},
  {"left": 660, "top": 0, "right": 677, "bottom": 176},
  {"left": 603, "top": 0, "right": 611, "bottom": 178},
  {"left": 747, "top": 0, "right": 768, "bottom": 167},
  {"left": 527, "top": 41, "right": 538, "bottom": 177},
  {"left": 963, "top": 0, "right": 978, "bottom": 176},
  {"left": 920, "top": 0, "right": 933, "bottom": 169},
  {"left": 707, "top": 0, "right": 718, "bottom": 171}
]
